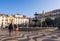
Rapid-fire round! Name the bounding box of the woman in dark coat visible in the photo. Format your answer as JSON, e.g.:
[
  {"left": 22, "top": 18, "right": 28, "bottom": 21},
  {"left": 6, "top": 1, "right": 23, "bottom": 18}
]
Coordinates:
[{"left": 8, "top": 23, "right": 13, "bottom": 36}]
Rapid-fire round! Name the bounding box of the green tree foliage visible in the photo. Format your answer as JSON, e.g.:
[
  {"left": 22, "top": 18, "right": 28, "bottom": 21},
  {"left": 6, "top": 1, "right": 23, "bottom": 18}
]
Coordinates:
[
  {"left": 54, "top": 17, "right": 60, "bottom": 27},
  {"left": 32, "top": 19, "right": 41, "bottom": 27},
  {"left": 42, "top": 21, "right": 47, "bottom": 27},
  {"left": 44, "top": 18, "right": 54, "bottom": 27}
]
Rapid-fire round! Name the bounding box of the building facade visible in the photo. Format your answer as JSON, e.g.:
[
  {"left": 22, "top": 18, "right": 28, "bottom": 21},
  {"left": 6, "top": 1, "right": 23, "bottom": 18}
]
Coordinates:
[
  {"left": 34, "top": 9, "right": 60, "bottom": 22},
  {"left": 0, "top": 14, "right": 9, "bottom": 28},
  {"left": 0, "top": 14, "right": 29, "bottom": 28},
  {"left": 13, "top": 14, "right": 29, "bottom": 25}
]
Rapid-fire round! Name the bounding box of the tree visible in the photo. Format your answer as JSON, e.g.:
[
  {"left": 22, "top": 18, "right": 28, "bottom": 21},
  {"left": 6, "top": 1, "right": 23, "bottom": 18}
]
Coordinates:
[
  {"left": 42, "top": 21, "right": 47, "bottom": 27},
  {"left": 54, "top": 17, "right": 60, "bottom": 27},
  {"left": 45, "top": 18, "right": 54, "bottom": 27}
]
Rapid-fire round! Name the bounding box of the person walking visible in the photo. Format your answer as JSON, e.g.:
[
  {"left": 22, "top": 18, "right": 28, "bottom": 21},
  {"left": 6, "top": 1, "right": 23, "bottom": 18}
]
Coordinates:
[
  {"left": 8, "top": 23, "right": 13, "bottom": 36},
  {"left": 15, "top": 25, "right": 19, "bottom": 35}
]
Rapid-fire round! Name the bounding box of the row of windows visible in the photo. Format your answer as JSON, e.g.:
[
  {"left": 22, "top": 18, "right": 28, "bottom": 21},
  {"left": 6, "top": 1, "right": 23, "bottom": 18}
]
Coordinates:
[
  {"left": 2, "top": 19, "right": 8, "bottom": 21},
  {"left": 1, "top": 19, "right": 28, "bottom": 22},
  {"left": 15, "top": 17, "right": 27, "bottom": 19},
  {"left": 1, "top": 22, "right": 8, "bottom": 24},
  {"left": 15, "top": 20, "right": 27, "bottom": 22},
  {"left": 1, "top": 16, "right": 7, "bottom": 18}
]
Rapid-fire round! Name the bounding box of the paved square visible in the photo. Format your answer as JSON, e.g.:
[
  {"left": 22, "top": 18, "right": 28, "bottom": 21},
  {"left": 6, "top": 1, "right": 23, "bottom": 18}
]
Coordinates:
[{"left": 0, "top": 29, "right": 60, "bottom": 41}]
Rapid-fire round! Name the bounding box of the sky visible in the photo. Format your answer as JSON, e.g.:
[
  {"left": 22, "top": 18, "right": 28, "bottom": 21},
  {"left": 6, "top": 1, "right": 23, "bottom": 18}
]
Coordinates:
[{"left": 0, "top": 0, "right": 60, "bottom": 17}]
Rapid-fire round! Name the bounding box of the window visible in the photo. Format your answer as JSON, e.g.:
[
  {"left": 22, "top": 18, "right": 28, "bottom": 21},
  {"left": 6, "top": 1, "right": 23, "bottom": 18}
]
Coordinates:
[
  {"left": 6, "top": 19, "right": 8, "bottom": 21},
  {"left": 2, "top": 16, "right": 4, "bottom": 18},
  {"left": 16, "top": 18, "right": 17, "bottom": 19},
  {"left": 2, "top": 19, "right": 3, "bottom": 21},
  {"left": 5, "top": 23, "right": 7, "bottom": 24},
  {"left": 16, "top": 21, "right": 17, "bottom": 22}
]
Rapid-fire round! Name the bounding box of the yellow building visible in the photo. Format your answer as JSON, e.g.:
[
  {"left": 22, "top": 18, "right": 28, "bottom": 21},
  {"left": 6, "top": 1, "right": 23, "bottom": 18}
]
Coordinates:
[{"left": 8, "top": 16, "right": 14, "bottom": 24}]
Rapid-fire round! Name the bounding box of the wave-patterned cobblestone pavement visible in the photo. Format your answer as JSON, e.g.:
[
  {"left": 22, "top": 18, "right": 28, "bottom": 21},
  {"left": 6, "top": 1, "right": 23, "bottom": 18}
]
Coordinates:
[{"left": 0, "top": 29, "right": 60, "bottom": 41}]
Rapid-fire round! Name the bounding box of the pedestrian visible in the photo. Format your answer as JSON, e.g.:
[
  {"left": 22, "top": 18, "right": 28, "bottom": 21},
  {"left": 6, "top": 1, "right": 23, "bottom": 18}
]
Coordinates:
[
  {"left": 15, "top": 25, "right": 19, "bottom": 35},
  {"left": 8, "top": 23, "right": 13, "bottom": 36}
]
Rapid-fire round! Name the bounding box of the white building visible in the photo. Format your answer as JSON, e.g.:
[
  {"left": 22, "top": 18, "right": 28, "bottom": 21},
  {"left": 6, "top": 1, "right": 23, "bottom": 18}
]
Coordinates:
[
  {"left": 13, "top": 14, "right": 29, "bottom": 25},
  {"left": 0, "top": 14, "right": 29, "bottom": 28},
  {"left": 0, "top": 14, "right": 8, "bottom": 28}
]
